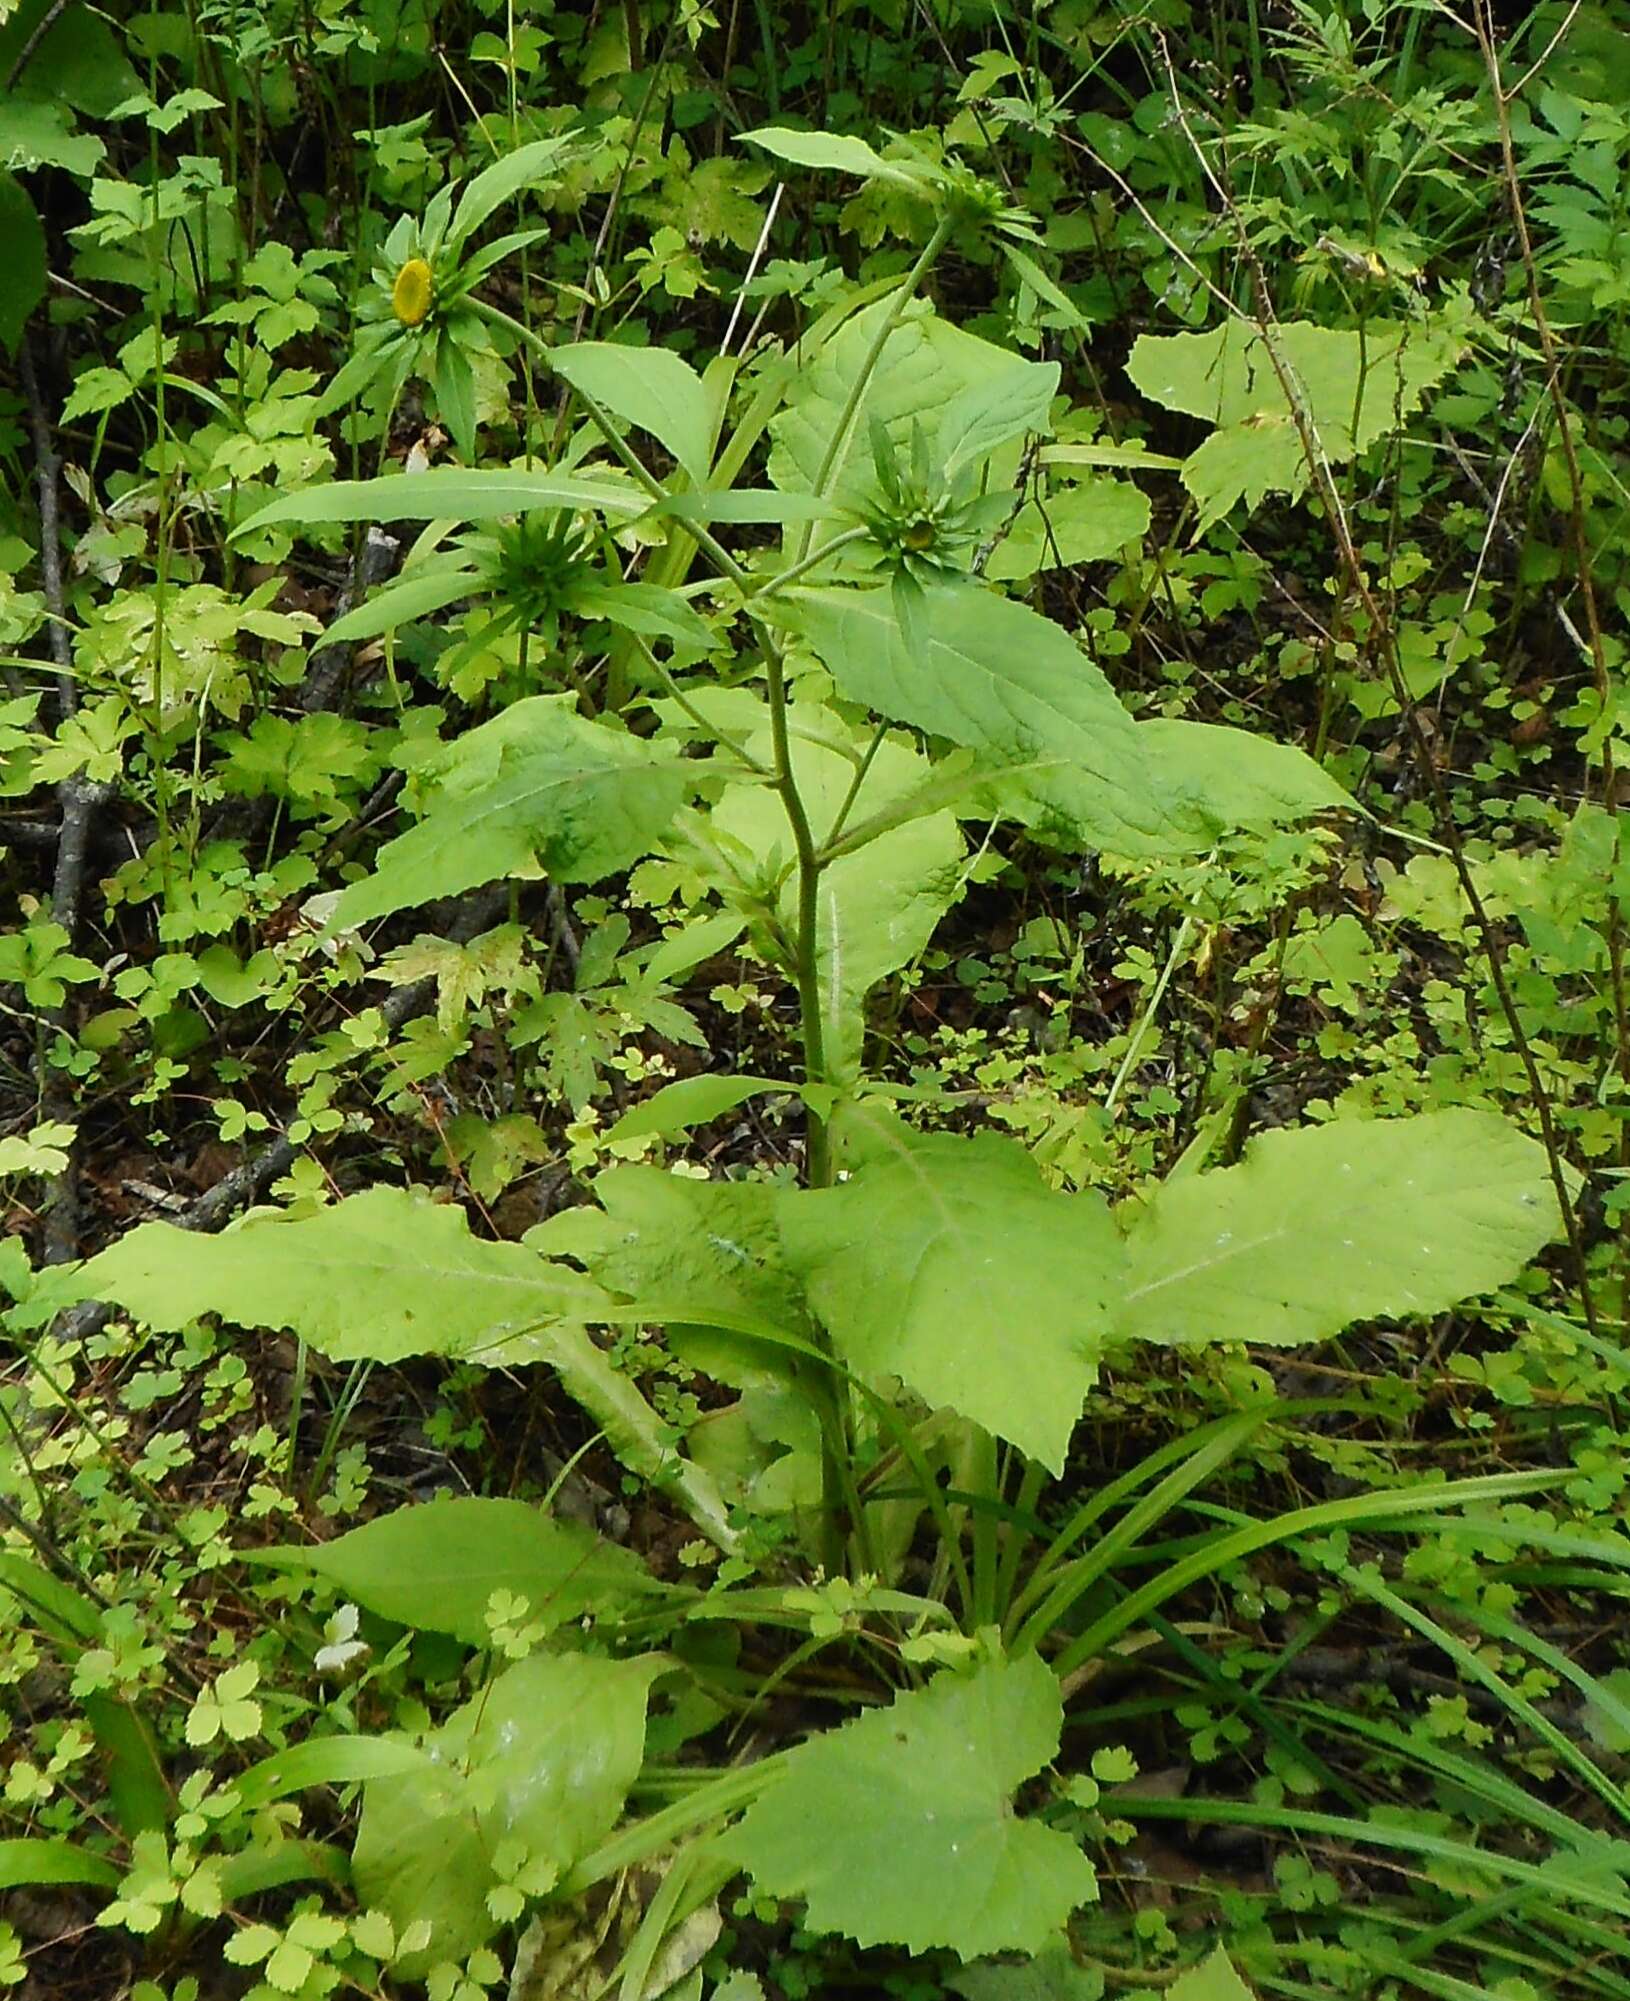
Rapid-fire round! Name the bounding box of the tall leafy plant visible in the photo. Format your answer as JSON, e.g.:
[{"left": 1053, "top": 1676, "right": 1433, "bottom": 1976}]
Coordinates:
[{"left": 42, "top": 131, "right": 1572, "bottom": 1990}]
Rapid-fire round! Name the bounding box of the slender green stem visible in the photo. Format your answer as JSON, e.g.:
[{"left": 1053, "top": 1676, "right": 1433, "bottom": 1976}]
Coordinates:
[
  {"left": 821, "top": 719, "right": 889, "bottom": 856},
  {"left": 626, "top": 630, "right": 770, "bottom": 776},
  {"left": 795, "top": 216, "right": 955, "bottom": 562},
  {"left": 744, "top": 524, "right": 872, "bottom": 599}
]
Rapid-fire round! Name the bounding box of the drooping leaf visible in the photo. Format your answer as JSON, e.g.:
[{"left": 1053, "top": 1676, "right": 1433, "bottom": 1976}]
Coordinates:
[
  {"left": 234, "top": 468, "right": 644, "bottom": 540},
  {"left": 779, "top": 1120, "right": 1122, "bottom": 1470},
  {"left": 255, "top": 1498, "right": 663, "bottom": 1646},
  {"left": 61, "top": 1185, "right": 609, "bottom": 1363},
  {"left": 730, "top": 1655, "right": 1097, "bottom": 1957},
  {"left": 330, "top": 696, "right": 689, "bottom": 928},
  {"left": 1126, "top": 318, "right": 1463, "bottom": 530},
  {"left": 551, "top": 341, "right": 715, "bottom": 486},
  {"left": 353, "top": 1653, "right": 664, "bottom": 1967},
  {"left": 1114, "top": 1110, "right": 1563, "bottom": 1348},
  {"left": 1000, "top": 240, "right": 1091, "bottom": 332}
]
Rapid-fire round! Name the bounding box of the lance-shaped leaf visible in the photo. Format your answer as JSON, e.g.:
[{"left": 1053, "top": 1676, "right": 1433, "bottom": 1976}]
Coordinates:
[
  {"left": 779, "top": 1121, "right": 1122, "bottom": 1470},
  {"left": 60, "top": 1185, "right": 609, "bottom": 1363},
  {"left": 739, "top": 126, "right": 927, "bottom": 190},
  {"left": 330, "top": 696, "right": 689, "bottom": 928},
  {"left": 729, "top": 1655, "right": 1097, "bottom": 1958},
  {"left": 61, "top": 1188, "right": 739, "bottom": 1549},
  {"left": 449, "top": 135, "right": 571, "bottom": 245},
  {"left": 255, "top": 1497, "right": 663, "bottom": 1646},
  {"left": 1113, "top": 1110, "right": 1563, "bottom": 1348},
  {"left": 550, "top": 341, "right": 715, "bottom": 487},
  {"left": 234, "top": 466, "right": 644, "bottom": 539},
  {"left": 319, "top": 563, "right": 481, "bottom": 649}
]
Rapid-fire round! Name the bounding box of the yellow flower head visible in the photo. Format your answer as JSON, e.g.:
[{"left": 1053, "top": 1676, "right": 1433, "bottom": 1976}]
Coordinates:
[{"left": 392, "top": 257, "right": 434, "bottom": 327}]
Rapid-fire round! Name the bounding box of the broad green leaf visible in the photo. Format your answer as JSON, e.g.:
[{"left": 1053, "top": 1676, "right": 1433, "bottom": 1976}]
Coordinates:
[
  {"left": 1135, "top": 719, "right": 1352, "bottom": 834},
  {"left": 0, "top": 0, "right": 138, "bottom": 116},
  {"left": 353, "top": 1653, "right": 663, "bottom": 1967},
  {"left": 558, "top": 1166, "right": 812, "bottom": 1346},
  {"left": 785, "top": 581, "right": 1180, "bottom": 858},
  {"left": 0, "top": 172, "right": 46, "bottom": 354},
  {"left": 730, "top": 1655, "right": 1097, "bottom": 1957},
  {"left": 1126, "top": 319, "right": 1463, "bottom": 531},
  {"left": 234, "top": 468, "right": 644, "bottom": 539},
  {"left": 711, "top": 726, "right": 965, "bottom": 1077},
  {"left": 605, "top": 1073, "right": 788, "bottom": 1146},
  {"left": 61, "top": 1184, "right": 609, "bottom": 1364},
  {"left": 449, "top": 136, "right": 571, "bottom": 245},
  {"left": 739, "top": 126, "right": 921, "bottom": 189},
  {"left": 255, "top": 1497, "right": 662, "bottom": 1645},
  {"left": 780, "top": 1121, "right": 1122, "bottom": 1470},
  {"left": 770, "top": 300, "right": 1044, "bottom": 509},
  {"left": 788, "top": 583, "right": 1347, "bottom": 856},
  {"left": 985, "top": 477, "right": 1150, "bottom": 583},
  {"left": 937, "top": 360, "right": 1060, "bottom": 481},
  {"left": 552, "top": 341, "right": 714, "bottom": 486},
  {"left": 330, "top": 696, "right": 689, "bottom": 928},
  {"left": 1114, "top": 1110, "right": 1563, "bottom": 1349}
]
